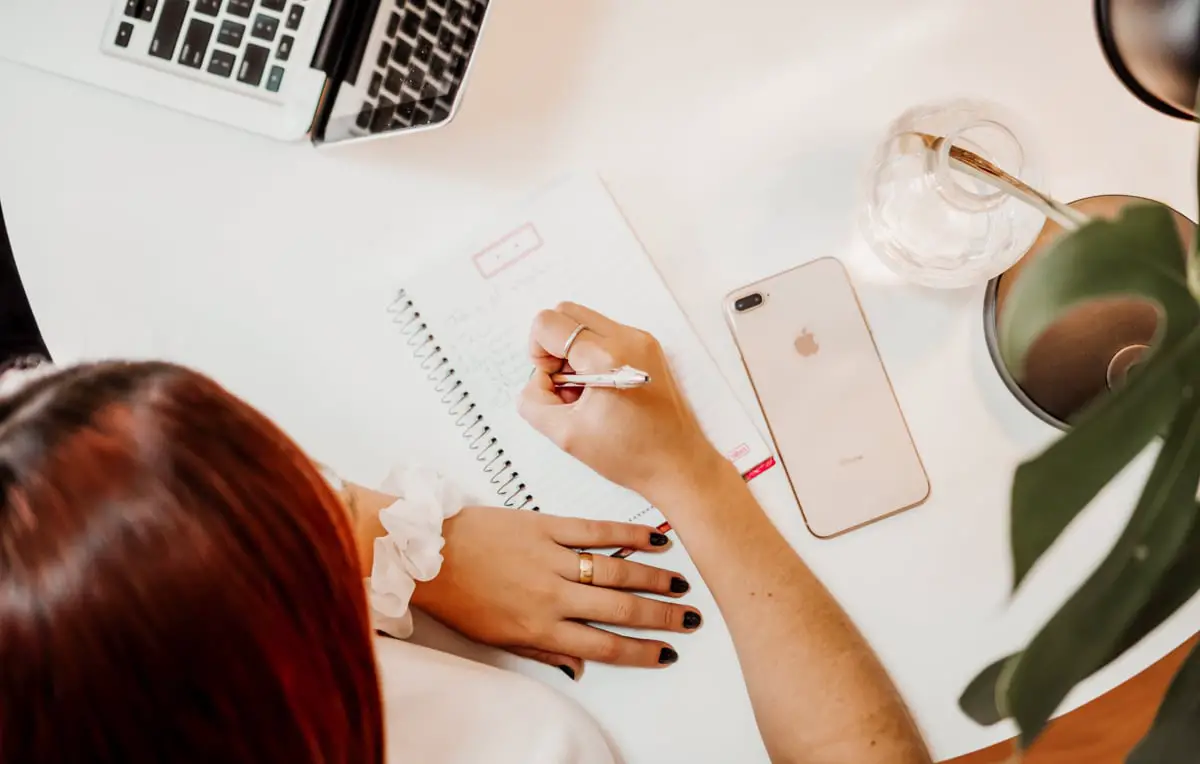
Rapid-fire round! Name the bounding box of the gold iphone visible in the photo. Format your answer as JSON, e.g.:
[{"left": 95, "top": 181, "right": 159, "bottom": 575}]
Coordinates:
[{"left": 725, "top": 258, "right": 929, "bottom": 538}]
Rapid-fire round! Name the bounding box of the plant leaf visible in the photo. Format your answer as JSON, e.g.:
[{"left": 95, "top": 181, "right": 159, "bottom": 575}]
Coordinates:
[
  {"left": 1007, "top": 391, "right": 1200, "bottom": 748},
  {"left": 1130, "top": 87, "right": 1200, "bottom": 761},
  {"left": 1012, "top": 317, "right": 1200, "bottom": 589},
  {"left": 1000, "top": 204, "right": 1196, "bottom": 586},
  {"left": 1126, "top": 640, "right": 1200, "bottom": 763},
  {"left": 1111, "top": 513, "right": 1200, "bottom": 659},
  {"left": 959, "top": 656, "right": 1015, "bottom": 726},
  {"left": 959, "top": 509, "right": 1200, "bottom": 729},
  {"left": 1190, "top": 86, "right": 1200, "bottom": 300}
]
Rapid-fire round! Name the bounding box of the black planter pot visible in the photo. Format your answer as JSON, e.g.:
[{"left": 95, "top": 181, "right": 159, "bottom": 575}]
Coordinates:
[{"left": 983, "top": 195, "right": 1195, "bottom": 430}]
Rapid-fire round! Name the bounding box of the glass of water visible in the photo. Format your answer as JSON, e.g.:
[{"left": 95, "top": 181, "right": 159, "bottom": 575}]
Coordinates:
[{"left": 860, "top": 99, "right": 1046, "bottom": 289}]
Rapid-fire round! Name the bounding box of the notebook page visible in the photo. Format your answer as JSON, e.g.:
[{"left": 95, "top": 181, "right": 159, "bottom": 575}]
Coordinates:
[{"left": 400, "top": 176, "right": 773, "bottom": 524}]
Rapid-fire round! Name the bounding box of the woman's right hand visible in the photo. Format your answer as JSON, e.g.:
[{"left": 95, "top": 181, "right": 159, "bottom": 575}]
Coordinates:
[{"left": 518, "top": 302, "right": 731, "bottom": 503}]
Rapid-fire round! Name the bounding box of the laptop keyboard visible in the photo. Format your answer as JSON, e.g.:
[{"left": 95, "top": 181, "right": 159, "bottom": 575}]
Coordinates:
[
  {"left": 110, "top": 0, "right": 307, "bottom": 96},
  {"left": 353, "top": 0, "right": 489, "bottom": 134}
]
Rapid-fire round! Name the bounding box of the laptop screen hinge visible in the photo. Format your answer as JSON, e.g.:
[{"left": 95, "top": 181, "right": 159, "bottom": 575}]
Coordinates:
[{"left": 311, "top": 0, "right": 382, "bottom": 85}]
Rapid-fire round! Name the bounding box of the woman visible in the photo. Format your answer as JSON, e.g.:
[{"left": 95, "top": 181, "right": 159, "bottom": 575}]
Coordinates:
[{"left": 0, "top": 304, "right": 931, "bottom": 763}]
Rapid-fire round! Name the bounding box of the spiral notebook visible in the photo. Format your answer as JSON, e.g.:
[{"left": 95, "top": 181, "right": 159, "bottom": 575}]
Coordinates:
[{"left": 387, "top": 175, "right": 775, "bottom": 532}]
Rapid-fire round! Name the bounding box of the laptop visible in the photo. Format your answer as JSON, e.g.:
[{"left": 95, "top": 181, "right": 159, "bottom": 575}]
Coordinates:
[{"left": 0, "top": 0, "right": 492, "bottom": 144}]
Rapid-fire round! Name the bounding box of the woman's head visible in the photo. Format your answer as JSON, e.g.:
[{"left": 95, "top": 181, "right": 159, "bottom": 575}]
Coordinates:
[{"left": 0, "top": 362, "right": 382, "bottom": 763}]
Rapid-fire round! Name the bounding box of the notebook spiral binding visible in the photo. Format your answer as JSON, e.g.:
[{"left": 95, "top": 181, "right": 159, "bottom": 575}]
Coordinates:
[{"left": 388, "top": 290, "right": 539, "bottom": 511}]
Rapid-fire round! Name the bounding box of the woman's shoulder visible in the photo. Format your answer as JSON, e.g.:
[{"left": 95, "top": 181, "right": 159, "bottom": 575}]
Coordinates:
[{"left": 373, "top": 637, "right": 618, "bottom": 764}]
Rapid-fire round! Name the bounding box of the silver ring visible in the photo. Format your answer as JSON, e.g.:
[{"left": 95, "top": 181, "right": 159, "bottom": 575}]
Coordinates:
[{"left": 562, "top": 323, "right": 588, "bottom": 359}]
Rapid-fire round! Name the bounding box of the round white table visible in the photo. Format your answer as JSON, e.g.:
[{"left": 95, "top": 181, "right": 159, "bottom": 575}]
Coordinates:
[{"left": 3, "top": 0, "right": 1198, "bottom": 760}]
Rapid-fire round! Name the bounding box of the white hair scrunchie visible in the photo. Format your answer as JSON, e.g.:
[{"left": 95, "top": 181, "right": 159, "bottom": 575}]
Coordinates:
[{"left": 366, "top": 466, "right": 463, "bottom": 639}]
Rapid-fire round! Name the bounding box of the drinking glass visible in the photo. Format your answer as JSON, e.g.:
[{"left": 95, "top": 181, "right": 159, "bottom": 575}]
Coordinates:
[{"left": 861, "top": 99, "right": 1046, "bottom": 288}]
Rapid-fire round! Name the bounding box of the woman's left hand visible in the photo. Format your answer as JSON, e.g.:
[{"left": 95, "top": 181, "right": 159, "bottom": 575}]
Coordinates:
[{"left": 410, "top": 506, "right": 701, "bottom": 679}]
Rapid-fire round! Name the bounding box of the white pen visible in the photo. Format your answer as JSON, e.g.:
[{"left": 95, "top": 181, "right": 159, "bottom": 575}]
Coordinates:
[{"left": 550, "top": 365, "right": 651, "bottom": 389}]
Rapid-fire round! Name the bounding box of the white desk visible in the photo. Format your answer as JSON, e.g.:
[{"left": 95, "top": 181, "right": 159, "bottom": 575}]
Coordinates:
[{"left": 2, "top": 0, "right": 1198, "bottom": 760}]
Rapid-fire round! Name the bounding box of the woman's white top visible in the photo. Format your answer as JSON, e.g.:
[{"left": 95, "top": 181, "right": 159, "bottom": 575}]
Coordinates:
[
  {"left": 374, "top": 637, "right": 616, "bottom": 764},
  {"left": 0, "top": 364, "right": 618, "bottom": 764}
]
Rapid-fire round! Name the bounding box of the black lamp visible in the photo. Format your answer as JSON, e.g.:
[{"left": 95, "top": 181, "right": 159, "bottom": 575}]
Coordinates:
[{"left": 1096, "top": 0, "right": 1200, "bottom": 120}]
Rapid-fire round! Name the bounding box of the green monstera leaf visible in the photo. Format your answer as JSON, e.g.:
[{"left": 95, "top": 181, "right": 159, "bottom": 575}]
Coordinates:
[{"left": 961, "top": 202, "right": 1200, "bottom": 754}]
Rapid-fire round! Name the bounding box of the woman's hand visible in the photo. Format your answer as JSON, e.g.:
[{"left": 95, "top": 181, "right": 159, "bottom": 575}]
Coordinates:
[
  {"left": 410, "top": 506, "right": 701, "bottom": 679},
  {"left": 518, "top": 302, "right": 730, "bottom": 504}
]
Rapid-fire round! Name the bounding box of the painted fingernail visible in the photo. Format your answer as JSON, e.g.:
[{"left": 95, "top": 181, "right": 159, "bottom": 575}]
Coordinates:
[
  {"left": 658, "top": 647, "right": 679, "bottom": 665},
  {"left": 650, "top": 532, "right": 669, "bottom": 546},
  {"left": 558, "top": 665, "right": 576, "bottom": 681},
  {"left": 682, "top": 611, "right": 702, "bottom": 630},
  {"left": 670, "top": 577, "right": 690, "bottom": 594}
]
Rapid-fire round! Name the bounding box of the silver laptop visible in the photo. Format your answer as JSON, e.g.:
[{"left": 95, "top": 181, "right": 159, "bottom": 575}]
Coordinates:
[{"left": 0, "top": 0, "right": 492, "bottom": 144}]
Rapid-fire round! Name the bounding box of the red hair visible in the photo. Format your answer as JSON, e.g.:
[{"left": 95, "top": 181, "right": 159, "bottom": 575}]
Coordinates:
[{"left": 0, "top": 362, "right": 383, "bottom": 763}]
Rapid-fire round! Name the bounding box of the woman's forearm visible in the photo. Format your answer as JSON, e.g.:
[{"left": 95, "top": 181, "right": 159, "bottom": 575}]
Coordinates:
[{"left": 649, "top": 456, "right": 930, "bottom": 764}]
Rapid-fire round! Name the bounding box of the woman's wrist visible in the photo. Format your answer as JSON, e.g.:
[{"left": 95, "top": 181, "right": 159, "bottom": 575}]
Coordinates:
[
  {"left": 409, "top": 512, "right": 459, "bottom": 610},
  {"left": 641, "top": 444, "right": 742, "bottom": 518}
]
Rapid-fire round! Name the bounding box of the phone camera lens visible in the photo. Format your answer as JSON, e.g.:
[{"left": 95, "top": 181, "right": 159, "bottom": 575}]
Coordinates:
[{"left": 734, "top": 293, "right": 764, "bottom": 312}]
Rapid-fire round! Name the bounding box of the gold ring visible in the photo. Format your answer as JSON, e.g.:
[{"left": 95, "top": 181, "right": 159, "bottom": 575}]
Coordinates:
[
  {"left": 562, "top": 324, "right": 588, "bottom": 359},
  {"left": 578, "top": 552, "right": 595, "bottom": 585}
]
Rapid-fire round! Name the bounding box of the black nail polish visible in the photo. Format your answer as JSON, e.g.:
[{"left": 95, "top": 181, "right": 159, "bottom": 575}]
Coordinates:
[
  {"left": 670, "top": 577, "right": 690, "bottom": 594},
  {"left": 658, "top": 647, "right": 679, "bottom": 664},
  {"left": 558, "top": 665, "right": 576, "bottom": 680},
  {"left": 682, "top": 611, "right": 702, "bottom": 630},
  {"left": 650, "top": 532, "right": 670, "bottom": 546}
]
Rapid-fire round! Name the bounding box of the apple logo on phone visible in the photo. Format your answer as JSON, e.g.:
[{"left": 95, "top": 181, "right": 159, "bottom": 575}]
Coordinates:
[{"left": 794, "top": 329, "right": 819, "bottom": 357}]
